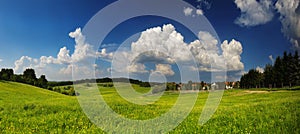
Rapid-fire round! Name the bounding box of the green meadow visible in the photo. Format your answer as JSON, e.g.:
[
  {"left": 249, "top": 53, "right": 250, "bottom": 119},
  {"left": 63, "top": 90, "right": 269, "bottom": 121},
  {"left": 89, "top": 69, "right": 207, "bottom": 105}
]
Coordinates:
[{"left": 0, "top": 81, "right": 299, "bottom": 133}]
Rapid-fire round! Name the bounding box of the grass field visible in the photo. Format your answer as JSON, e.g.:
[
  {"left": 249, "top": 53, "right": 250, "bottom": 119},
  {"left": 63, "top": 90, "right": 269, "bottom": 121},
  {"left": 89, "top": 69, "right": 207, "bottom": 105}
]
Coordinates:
[{"left": 0, "top": 81, "right": 299, "bottom": 133}]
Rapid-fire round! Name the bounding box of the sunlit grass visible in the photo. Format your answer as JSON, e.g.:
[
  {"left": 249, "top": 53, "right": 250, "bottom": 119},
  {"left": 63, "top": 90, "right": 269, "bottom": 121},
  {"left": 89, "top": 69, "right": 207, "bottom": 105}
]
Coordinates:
[{"left": 0, "top": 81, "right": 299, "bottom": 133}]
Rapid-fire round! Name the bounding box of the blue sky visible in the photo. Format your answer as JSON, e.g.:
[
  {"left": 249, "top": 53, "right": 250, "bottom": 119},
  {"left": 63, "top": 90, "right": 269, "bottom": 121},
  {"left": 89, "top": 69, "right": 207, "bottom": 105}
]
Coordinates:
[{"left": 0, "top": 0, "right": 299, "bottom": 82}]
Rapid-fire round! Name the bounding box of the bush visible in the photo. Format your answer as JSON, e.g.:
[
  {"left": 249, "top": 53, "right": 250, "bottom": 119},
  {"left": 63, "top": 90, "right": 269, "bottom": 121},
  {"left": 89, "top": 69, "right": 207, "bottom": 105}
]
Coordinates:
[
  {"left": 61, "top": 90, "right": 69, "bottom": 95},
  {"left": 53, "top": 87, "right": 61, "bottom": 93},
  {"left": 69, "top": 88, "right": 76, "bottom": 96},
  {"left": 140, "top": 82, "right": 150, "bottom": 87},
  {"left": 47, "top": 87, "right": 53, "bottom": 91},
  {"left": 23, "top": 104, "right": 36, "bottom": 110},
  {"left": 103, "top": 83, "right": 114, "bottom": 87}
]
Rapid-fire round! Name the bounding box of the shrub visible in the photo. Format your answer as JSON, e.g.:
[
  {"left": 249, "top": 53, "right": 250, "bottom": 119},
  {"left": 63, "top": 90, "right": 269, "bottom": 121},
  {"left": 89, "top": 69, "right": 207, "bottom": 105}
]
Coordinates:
[
  {"left": 69, "top": 88, "right": 76, "bottom": 96},
  {"left": 53, "top": 87, "right": 61, "bottom": 92},
  {"left": 47, "top": 86, "right": 53, "bottom": 91},
  {"left": 61, "top": 90, "right": 69, "bottom": 95},
  {"left": 23, "top": 104, "right": 36, "bottom": 110},
  {"left": 103, "top": 83, "right": 114, "bottom": 87}
]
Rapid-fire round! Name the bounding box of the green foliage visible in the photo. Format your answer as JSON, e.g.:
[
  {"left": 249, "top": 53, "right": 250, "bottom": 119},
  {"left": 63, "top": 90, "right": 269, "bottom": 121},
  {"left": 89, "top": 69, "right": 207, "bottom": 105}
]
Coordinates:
[
  {"left": 102, "top": 83, "right": 114, "bottom": 87},
  {"left": 0, "top": 68, "right": 78, "bottom": 96},
  {"left": 139, "top": 82, "right": 150, "bottom": 87},
  {"left": 166, "top": 82, "right": 177, "bottom": 91},
  {"left": 241, "top": 51, "right": 300, "bottom": 89},
  {"left": 240, "top": 69, "right": 263, "bottom": 88},
  {"left": 36, "top": 75, "right": 48, "bottom": 88},
  {"left": 10, "top": 75, "right": 23, "bottom": 83},
  {"left": 23, "top": 69, "right": 37, "bottom": 85},
  {"left": 0, "top": 68, "right": 50, "bottom": 90},
  {"left": 51, "top": 86, "right": 77, "bottom": 96},
  {"left": 264, "top": 64, "right": 274, "bottom": 88},
  {"left": 233, "top": 81, "right": 240, "bottom": 89},
  {"left": 0, "top": 68, "right": 14, "bottom": 81},
  {"left": 48, "top": 81, "right": 73, "bottom": 87}
]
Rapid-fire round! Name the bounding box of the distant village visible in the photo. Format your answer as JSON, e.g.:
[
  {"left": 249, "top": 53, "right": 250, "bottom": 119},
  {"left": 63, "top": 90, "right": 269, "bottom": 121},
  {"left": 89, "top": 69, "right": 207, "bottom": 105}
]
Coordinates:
[{"left": 165, "top": 81, "right": 240, "bottom": 91}]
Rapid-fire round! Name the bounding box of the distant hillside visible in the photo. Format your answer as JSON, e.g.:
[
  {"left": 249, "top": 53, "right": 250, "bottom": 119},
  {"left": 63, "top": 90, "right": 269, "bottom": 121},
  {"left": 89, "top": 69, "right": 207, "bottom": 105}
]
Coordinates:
[{"left": 0, "top": 81, "right": 70, "bottom": 103}]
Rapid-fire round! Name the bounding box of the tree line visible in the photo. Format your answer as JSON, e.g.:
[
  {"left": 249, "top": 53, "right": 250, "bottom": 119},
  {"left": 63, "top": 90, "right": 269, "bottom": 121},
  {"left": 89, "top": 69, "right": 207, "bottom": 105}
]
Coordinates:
[
  {"left": 0, "top": 68, "right": 154, "bottom": 95},
  {"left": 0, "top": 68, "right": 79, "bottom": 95},
  {"left": 240, "top": 51, "right": 300, "bottom": 88},
  {"left": 0, "top": 68, "right": 48, "bottom": 88}
]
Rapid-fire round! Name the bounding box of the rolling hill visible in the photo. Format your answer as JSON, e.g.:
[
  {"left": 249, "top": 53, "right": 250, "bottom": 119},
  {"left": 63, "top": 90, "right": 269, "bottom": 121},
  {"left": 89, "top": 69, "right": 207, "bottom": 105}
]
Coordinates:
[
  {"left": 0, "top": 81, "right": 299, "bottom": 133},
  {"left": 0, "top": 81, "right": 103, "bottom": 133}
]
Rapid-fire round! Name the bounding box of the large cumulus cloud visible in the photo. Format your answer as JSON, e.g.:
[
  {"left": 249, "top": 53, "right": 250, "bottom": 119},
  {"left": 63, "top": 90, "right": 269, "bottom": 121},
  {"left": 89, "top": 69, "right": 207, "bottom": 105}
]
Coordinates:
[
  {"left": 14, "top": 24, "right": 245, "bottom": 80},
  {"left": 108, "top": 24, "right": 245, "bottom": 76},
  {"left": 234, "top": 0, "right": 274, "bottom": 27},
  {"left": 276, "top": 0, "right": 300, "bottom": 50},
  {"left": 221, "top": 39, "right": 244, "bottom": 71},
  {"left": 234, "top": 0, "right": 300, "bottom": 50},
  {"left": 13, "top": 28, "right": 105, "bottom": 80}
]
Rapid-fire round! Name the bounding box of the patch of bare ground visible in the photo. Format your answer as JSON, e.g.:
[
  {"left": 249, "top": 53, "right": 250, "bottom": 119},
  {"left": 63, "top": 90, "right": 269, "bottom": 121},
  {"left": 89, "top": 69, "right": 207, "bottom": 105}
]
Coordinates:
[
  {"left": 245, "top": 91, "right": 268, "bottom": 93},
  {"left": 232, "top": 90, "right": 268, "bottom": 96},
  {"left": 233, "top": 90, "right": 289, "bottom": 96}
]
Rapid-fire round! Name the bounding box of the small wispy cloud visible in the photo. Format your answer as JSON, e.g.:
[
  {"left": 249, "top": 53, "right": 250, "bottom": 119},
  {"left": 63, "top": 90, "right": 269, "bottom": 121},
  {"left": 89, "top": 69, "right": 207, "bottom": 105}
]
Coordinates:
[
  {"left": 183, "top": 7, "right": 204, "bottom": 17},
  {"left": 183, "top": 7, "right": 193, "bottom": 16},
  {"left": 269, "top": 55, "right": 274, "bottom": 64},
  {"left": 256, "top": 66, "right": 264, "bottom": 73},
  {"left": 196, "top": 9, "right": 204, "bottom": 15},
  {"left": 196, "top": 0, "right": 212, "bottom": 10}
]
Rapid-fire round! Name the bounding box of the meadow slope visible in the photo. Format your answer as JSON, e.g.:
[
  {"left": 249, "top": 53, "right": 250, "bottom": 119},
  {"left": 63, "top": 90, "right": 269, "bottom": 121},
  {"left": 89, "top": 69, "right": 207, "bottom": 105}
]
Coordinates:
[{"left": 0, "top": 81, "right": 299, "bottom": 133}]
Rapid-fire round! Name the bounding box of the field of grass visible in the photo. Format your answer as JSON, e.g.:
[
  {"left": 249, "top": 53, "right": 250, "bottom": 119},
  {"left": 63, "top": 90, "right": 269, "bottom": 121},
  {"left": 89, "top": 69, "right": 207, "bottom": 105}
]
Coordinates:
[{"left": 0, "top": 81, "right": 299, "bottom": 133}]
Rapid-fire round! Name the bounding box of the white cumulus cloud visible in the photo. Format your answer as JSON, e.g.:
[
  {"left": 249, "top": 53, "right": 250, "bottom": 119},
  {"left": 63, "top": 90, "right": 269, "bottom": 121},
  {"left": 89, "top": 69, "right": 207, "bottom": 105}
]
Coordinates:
[
  {"left": 196, "top": 9, "right": 204, "bottom": 15},
  {"left": 111, "top": 24, "right": 244, "bottom": 76},
  {"left": 183, "top": 7, "right": 193, "bottom": 16},
  {"left": 97, "top": 48, "right": 113, "bottom": 59},
  {"left": 153, "top": 64, "right": 175, "bottom": 76},
  {"left": 221, "top": 39, "right": 244, "bottom": 71},
  {"left": 127, "top": 63, "right": 148, "bottom": 73},
  {"left": 183, "top": 7, "right": 204, "bottom": 16},
  {"left": 275, "top": 0, "right": 300, "bottom": 50},
  {"left": 256, "top": 66, "right": 264, "bottom": 73},
  {"left": 234, "top": 0, "right": 300, "bottom": 51},
  {"left": 13, "top": 28, "right": 99, "bottom": 80},
  {"left": 234, "top": 0, "right": 274, "bottom": 27},
  {"left": 57, "top": 47, "right": 72, "bottom": 64},
  {"left": 69, "top": 28, "right": 97, "bottom": 63},
  {"left": 130, "top": 24, "right": 191, "bottom": 63},
  {"left": 14, "top": 56, "right": 39, "bottom": 73},
  {"left": 13, "top": 24, "right": 245, "bottom": 80}
]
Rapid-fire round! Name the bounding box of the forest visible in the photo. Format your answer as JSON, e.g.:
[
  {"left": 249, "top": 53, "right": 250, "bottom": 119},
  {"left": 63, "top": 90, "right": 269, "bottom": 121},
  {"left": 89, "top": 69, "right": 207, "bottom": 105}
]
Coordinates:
[{"left": 240, "top": 51, "right": 300, "bottom": 88}]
